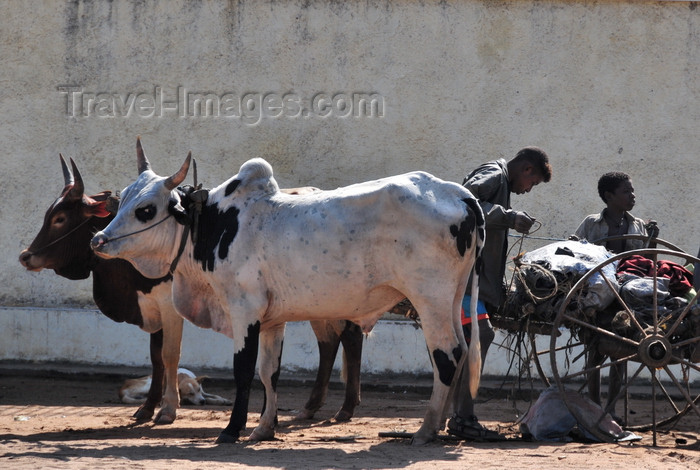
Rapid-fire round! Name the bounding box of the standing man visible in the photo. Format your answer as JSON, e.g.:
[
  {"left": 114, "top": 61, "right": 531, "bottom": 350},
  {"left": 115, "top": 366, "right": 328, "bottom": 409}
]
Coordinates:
[{"left": 447, "top": 146, "right": 552, "bottom": 440}]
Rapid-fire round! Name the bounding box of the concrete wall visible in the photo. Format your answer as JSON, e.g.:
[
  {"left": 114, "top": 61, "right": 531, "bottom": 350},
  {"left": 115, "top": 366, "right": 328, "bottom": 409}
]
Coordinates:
[
  {"left": 2, "top": 1, "right": 698, "bottom": 372},
  {"left": 0, "top": 307, "right": 437, "bottom": 375},
  {"left": 0, "top": 306, "right": 556, "bottom": 378},
  {"left": 1, "top": 306, "right": 676, "bottom": 382}
]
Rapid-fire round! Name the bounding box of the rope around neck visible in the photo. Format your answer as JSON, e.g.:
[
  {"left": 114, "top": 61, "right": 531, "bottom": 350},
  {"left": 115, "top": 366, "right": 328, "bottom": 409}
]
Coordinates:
[
  {"left": 31, "top": 217, "right": 93, "bottom": 254},
  {"left": 99, "top": 214, "right": 174, "bottom": 244}
]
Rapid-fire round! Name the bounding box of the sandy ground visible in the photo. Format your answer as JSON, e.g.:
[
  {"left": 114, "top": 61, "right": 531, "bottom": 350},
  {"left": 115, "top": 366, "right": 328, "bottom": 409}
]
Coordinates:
[{"left": 1, "top": 370, "right": 699, "bottom": 470}]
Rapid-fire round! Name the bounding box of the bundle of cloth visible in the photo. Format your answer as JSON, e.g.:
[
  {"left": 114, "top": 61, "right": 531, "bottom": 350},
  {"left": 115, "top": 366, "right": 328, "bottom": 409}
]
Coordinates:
[
  {"left": 617, "top": 254, "right": 695, "bottom": 309},
  {"left": 615, "top": 254, "right": 697, "bottom": 360}
]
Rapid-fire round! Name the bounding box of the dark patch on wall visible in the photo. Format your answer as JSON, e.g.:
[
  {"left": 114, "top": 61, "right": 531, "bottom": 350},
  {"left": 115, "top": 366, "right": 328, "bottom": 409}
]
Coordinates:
[{"left": 62, "top": 1, "right": 116, "bottom": 81}]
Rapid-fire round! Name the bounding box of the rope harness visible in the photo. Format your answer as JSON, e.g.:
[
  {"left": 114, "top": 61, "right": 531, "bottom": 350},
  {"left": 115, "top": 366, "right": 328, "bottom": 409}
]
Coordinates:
[
  {"left": 30, "top": 217, "right": 94, "bottom": 255},
  {"left": 96, "top": 184, "right": 209, "bottom": 276},
  {"left": 167, "top": 185, "right": 209, "bottom": 275},
  {"left": 99, "top": 213, "right": 175, "bottom": 245}
]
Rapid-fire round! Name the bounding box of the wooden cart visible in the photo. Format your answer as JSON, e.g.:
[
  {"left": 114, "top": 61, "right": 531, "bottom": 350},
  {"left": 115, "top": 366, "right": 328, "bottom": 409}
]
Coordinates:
[{"left": 493, "top": 235, "right": 699, "bottom": 444}]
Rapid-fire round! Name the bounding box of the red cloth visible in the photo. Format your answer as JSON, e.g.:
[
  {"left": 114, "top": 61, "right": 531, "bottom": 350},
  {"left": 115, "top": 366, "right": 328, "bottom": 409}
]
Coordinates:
[{"left": 617, "top": 255, "right": 694, "bottom": 296}]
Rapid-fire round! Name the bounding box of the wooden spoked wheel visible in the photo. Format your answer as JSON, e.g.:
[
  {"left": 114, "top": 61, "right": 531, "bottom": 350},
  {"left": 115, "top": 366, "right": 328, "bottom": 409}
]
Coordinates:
[{"left": 549, "top": 248, "right": 699, "bottom": 444}]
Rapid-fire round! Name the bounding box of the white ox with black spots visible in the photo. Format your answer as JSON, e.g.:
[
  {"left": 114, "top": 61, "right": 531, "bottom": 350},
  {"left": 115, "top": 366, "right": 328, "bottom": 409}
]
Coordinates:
[{"left": 91, "top": 139, "right": 485, "bottom": 445}]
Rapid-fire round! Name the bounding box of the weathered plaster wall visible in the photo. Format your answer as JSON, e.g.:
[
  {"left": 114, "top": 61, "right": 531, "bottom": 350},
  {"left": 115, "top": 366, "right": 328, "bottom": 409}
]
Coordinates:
[{"left": 1, "top": 1, "right": 698, "bottom": 369}]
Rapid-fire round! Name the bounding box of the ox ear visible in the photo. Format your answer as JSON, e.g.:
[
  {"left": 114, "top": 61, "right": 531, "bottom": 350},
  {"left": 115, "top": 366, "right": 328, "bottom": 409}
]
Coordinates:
[
  {"left": 136, "top": 136, "right": 150, "bottom": 174},
  {"left": 82, "top": 192, "right": 113, "bottom": 218},
  {"left": 89, "top": 190, "right": 112, "bottom": 202},
  {"left": 106, "top": 195, "right": 120, "bottom": 214},
  {"left": 164, "top": 152, "right": 192, "bottom": 191},
  {"left": 168, "top": 197, "right": 190, "bottom": 225}
]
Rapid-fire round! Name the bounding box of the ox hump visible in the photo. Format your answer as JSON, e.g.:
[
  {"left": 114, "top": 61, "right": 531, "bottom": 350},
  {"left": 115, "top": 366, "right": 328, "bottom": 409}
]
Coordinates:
[{"left": 221, "top": 158, "right": 280, "bottom": 200}]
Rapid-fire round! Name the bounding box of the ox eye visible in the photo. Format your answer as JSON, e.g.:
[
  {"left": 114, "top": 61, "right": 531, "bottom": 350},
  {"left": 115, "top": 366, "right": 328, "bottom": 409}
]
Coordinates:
[
  {"left": 135, "top": 204, "right": 156, "bottom": 222},
  {"left": 51, "top": 214, "right": 66, "bottom": 227}
]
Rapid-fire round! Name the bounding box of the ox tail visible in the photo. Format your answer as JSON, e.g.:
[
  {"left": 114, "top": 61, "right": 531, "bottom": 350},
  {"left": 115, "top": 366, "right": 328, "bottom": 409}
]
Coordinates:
[
  {"left": 467, "top": 275, "right": 481, "bottom": 398},
  {"left": 467, "top": 222, "right": 484, "bottom": 398}
]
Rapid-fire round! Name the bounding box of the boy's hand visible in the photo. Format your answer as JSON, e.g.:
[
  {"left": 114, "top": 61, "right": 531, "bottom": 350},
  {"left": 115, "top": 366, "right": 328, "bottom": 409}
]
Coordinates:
[{"left": 513, "top": 211, "right": 535, "bottom": 234}]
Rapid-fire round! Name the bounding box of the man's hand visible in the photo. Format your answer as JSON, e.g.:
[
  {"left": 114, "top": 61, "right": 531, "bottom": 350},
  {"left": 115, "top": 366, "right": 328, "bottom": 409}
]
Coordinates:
[{"left": 513, "top": 211, "right": 535, "bottom": 234}]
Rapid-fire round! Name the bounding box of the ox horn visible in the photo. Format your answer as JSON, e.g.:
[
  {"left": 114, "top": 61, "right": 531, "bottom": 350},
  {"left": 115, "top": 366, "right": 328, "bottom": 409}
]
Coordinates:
[
  {"left": 59, "top": 153, "right": 73, "bottom": 187},
  {"left": 192, "top": 158, "right": 198, "bottom": 188},
  {"left": 164, "top": 152, "right": 192, "bottom": 191},
  {"left": 69, "top": 158, "right": 85, "bottom": 195},
  {"left": 136, "top": 136, "right": 151, "bottom": 174}
]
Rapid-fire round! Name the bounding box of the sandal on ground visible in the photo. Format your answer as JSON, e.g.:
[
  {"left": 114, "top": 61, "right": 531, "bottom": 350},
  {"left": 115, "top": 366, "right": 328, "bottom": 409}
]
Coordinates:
[{"left": 447, "top": 414, "right": 506, "bottom": 442}]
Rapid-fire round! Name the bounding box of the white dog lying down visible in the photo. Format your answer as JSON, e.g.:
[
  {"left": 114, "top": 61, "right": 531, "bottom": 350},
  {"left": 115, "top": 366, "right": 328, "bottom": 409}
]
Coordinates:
[{"left": 119, "top": 368, "right": 232, "bottom": 406}]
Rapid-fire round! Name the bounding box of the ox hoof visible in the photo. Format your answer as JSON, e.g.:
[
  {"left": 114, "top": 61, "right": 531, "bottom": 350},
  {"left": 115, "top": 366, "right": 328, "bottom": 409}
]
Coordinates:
[
  {"left": 248, "top": 426, "right": 275, "bottom": 442},
  {"left": 153, "top": 410, "right": 176, "bottom": 425},
  {"left": 216, "top": 432, "right": 239, "bottom": 444},
  {"left": 410, "top": 431, "right": 436, "bottom": 446},
  {"left": 333, "top": 409, "right": 353, "bottom": 422},
  {"left": 293, "top": 408, "right": 315, "bottom": 421},
  {"left": 132, "top": 406, "right": 155, "bottom": 422}
]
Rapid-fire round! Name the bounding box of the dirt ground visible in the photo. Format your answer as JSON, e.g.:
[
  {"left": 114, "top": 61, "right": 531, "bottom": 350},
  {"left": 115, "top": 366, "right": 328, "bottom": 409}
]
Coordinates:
[{"left": 1, "top": 370, "right": 698, "bottom": 470}]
